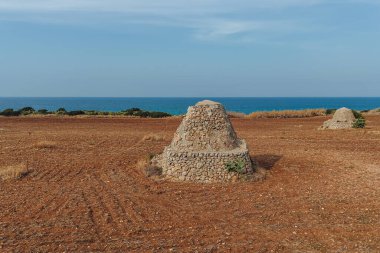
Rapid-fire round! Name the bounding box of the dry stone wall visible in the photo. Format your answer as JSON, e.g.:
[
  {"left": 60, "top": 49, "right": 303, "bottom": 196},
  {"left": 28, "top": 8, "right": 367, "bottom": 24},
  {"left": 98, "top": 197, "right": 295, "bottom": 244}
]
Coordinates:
[
  {"left": 160, "top": 146, "right": 252, "bottom": 182},
  {"left": 154, "top": 100, "right": 253, "bottom": 183}
]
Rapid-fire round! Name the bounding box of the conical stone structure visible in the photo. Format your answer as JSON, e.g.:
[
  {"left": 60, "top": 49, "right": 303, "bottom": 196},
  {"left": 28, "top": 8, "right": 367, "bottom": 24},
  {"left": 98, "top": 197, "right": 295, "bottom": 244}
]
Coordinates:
[
  {"left": 154, "top": 100, "right": 253, "bottom": 182},
  {"left": 321, "top": 107, "right": 355, "bottom": 129}
]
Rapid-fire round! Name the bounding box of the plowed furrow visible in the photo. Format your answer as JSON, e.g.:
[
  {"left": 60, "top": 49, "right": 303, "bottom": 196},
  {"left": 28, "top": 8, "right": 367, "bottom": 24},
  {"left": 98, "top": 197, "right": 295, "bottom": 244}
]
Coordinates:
[
  {"left": 27, "top": 192, "right": 61, "bottom": 220},
  {"left": 104, "top": 170, "right": 186, "bottom": 223},
  {"left": 34, "top": 167, "right": 55, "bottom": 181},
  {"left": 91, "top": 173, "right": 145, "bottom": 226},
  {"left": 94, "top": 179, "right": 131, "bottom": 225},
  {"left": 47, "top": 197, "right": 72, "bottom": 218},
  {"left": 69, "top": 166, "right": 84, "bottom": 178},
  {"left": 48, "top": 169, "right": 72, "bottom": 182},
  {"left": 80, "top": 191, "right": 102, "bottom": 240}
]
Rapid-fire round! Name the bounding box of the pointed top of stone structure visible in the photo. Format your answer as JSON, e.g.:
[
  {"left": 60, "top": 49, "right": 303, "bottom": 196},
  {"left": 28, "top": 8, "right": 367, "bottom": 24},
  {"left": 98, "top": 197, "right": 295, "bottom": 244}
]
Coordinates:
[
  {"left": 169, "top": 100, "right": 239, "bottom": 152},
  {"left": 195, "top": 100, "right": 221, "bottom": 106},
  {"left": 332, "top": 107, "right": 355, "bottom": 122}
]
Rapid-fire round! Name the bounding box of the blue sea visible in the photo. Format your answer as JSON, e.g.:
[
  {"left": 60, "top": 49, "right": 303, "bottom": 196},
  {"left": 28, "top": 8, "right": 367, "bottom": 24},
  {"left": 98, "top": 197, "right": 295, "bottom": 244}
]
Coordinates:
[{"left": 0, "top": 97, "right": 380, "bottom": 115}]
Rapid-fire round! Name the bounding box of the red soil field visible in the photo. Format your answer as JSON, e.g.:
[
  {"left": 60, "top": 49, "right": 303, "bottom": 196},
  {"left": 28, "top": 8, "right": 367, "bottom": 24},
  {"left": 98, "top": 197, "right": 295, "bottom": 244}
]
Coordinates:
[{"left": 0, "top": 116, "right": 379, "bottom": 252}]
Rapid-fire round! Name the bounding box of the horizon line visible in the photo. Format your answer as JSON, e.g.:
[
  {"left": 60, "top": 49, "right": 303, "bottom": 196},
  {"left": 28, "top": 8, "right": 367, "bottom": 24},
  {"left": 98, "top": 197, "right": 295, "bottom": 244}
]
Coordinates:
[{"left": 1, "top": 96, "right": 380, "bottom": 99}]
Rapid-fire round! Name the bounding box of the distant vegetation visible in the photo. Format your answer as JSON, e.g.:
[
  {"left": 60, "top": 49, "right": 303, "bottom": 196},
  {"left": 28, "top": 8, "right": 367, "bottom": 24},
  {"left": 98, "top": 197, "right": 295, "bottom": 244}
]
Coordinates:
[
  {"left": 246, "top": 109, "right": 326, "bottom": 119},
  {"left": 0, "top": 107, "right": 375, "bottom": 119},
  {"left": 325, "top": 109, "right": 337, "bottom": 115},
  {"left": 0, "top": 107, "right": 172, "bottom": 118},
  {"left": 245, "top": 108, "right": 372, "bottom": 119}
]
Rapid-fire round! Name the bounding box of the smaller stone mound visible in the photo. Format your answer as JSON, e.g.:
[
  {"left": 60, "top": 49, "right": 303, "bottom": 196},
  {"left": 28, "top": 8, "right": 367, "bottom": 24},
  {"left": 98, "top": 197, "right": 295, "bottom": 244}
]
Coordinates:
[{"left": 321, "top": 107, "right": 355, "bottom": 129}]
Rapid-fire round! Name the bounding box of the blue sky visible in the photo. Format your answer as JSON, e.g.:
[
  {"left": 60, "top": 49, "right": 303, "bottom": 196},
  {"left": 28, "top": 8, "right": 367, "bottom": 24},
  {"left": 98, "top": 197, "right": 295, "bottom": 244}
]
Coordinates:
[{"left": 0, "top": 0, "right": 379, "bottom": 97}]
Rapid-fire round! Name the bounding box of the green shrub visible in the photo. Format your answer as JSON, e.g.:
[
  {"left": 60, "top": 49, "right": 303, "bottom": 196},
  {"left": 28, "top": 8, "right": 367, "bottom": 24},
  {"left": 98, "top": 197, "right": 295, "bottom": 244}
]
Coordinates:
[
  {"left": 84, "top": 110, "right": 99, "bottom": 115},
  {"left": 134, "top": 110, "right": 149, "bottom": 117},
  {"left": 122, "top": 108, "right": 171, "bottom": 118},
  {"left": 353, "top": 118, "right": 366, "bottom": 128},
  {"left": 351, "top": 110, "right": 363, "bottom": 119},
  {"left": 128, "top": 108, "right": 142, "bottom": 112},
  {"left": 351, "top": 110, "right": 366, "bottom": 128},
  {"left": 88, "top": 111, "right": 110, "bottom": 116},
  {"left": 37, "top": 109, "right": 49, "bottom": 114},
  {"left": 147, "top": 111, "right": 171, "bottom": 118},
  {"left": 56, "top": 108, "right": 67, "bottom": 114},
  {"left": 84, "top": 110, "right": 118, "bottom": 116},
  {"left": 326, "top": 109, "right": 336, "bottom": 115},
  {"left": 225, "top": 159, "right": 246, "bottom": 173},
  {"left": 122, "top": 108, "right": 142, "bottom": 116},
  {"left": 0, "top": 109, "right": 21, "bottom": 116},
  {"left": 67, "top": 110, "right": 85, "bottom": 116},
  {"left": 19, "top": 107, "right": 35, "bottom": 115},
  {"left": 0, "top": 107, "right": 171, "bottom": 118}
]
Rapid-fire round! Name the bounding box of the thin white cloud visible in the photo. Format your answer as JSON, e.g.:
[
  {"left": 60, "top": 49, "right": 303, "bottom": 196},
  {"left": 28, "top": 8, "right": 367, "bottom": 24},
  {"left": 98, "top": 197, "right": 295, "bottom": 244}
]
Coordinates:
[
  {"left": 191, "top": 19, "right": 299, "bottom": 42},
  {"left": 1, "top": 0, "right": 378, "bottom": 14},
  {"left": 0, "top": 0, "right": 322, "bottom": 12},
  {"left": 0, "top": 0, "right": 378, "bottom": 43}
]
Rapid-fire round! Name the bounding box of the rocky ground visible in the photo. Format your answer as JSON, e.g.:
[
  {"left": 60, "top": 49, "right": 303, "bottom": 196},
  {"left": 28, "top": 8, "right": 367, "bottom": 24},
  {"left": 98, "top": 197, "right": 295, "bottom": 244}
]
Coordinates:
[{"left": 0, "top": 115, "right": 379, "bottom": 252}]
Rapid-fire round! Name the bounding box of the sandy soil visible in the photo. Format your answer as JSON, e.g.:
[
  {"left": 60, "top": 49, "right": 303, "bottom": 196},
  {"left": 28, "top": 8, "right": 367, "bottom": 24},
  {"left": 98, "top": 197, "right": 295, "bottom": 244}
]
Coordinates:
[{"left": 0, "top": 116, "right": 379, "bottom": 252}]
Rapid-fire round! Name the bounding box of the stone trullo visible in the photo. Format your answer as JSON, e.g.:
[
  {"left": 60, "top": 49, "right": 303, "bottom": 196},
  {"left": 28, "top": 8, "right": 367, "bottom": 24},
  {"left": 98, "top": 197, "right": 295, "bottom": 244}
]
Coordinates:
[
  {"left": 320, "top": 107, "right": 356, "bottom": 129},
  {"left": 152, "top": 100, "right": 253, "bottom": 182}
]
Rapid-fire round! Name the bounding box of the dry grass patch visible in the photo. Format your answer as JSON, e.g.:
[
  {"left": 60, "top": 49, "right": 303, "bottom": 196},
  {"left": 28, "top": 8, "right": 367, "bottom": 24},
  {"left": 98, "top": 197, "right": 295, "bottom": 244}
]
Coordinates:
[
  {"left": 247, "top": 109, "right": 326, "bottom": 119},
  {"left": 227, "top": 111, "right": 246, "bottom": 118},
  {"left": 136, "top": 153, "right": 156, "bottom": 170},
  {"left": 136, "top": 157, "right": 150, "bottom": 170},
  {"left": 137, "top": 154, "right": 163, "bottom": 177},
  {"left": 0, "top": 163, "right": 29, "bottom": 180},
  {"left": 365, "top": 108, "right": 380, "bottom": 115},
  {"left": 142, "top": 133, "right": 166, "bottom": 141},
  {"left": 32, "top": 141, "right": 57, "bottom": 149}
]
